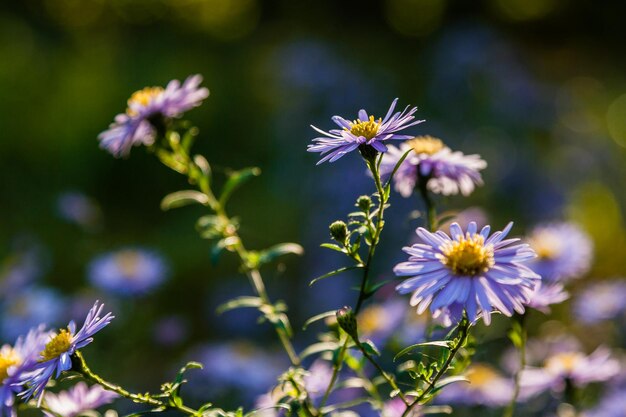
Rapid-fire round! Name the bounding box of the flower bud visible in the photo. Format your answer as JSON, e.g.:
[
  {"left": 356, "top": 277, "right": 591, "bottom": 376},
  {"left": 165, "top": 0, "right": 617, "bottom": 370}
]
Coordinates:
[
  {"left": 336, "top": 306, "right": 358, "bottom": 340},
  {"left": 356, "top": 195, "right": 372, "bottom": 211},
  {"left": 329, "top": 221, "right": 348, "bottom": 243}
]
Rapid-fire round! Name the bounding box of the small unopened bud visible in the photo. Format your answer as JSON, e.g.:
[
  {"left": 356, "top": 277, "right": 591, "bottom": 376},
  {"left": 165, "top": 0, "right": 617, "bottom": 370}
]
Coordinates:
[
  {"left": 356, "top": 195, "right": 372, "bottom": 211},
  {"left": 329, "top": 221, "right": 348, "bottom": 243},
  {"left": 336, "top": 306, "right": 358, "bottom": 340}
]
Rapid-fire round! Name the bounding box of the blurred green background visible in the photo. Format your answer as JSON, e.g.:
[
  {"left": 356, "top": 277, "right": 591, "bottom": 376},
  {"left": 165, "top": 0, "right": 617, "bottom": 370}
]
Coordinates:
[{"left": 1, "top": 0, "right": 626, "bottom": 413}]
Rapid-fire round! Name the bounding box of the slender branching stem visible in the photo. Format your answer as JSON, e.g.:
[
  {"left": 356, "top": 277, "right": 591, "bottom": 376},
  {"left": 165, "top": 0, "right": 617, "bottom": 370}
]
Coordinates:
[
  {"left": 401, "top": 319, "right": 471, "bottom": 417},
  {"left": 503, "top": 313, "right": 527, "bottom": 417}
]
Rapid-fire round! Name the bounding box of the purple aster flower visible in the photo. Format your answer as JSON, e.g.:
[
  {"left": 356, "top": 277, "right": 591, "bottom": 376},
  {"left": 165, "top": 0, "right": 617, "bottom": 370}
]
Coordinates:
[
  {"left": 0, "top": 326, "right": 50, "bottom": 417},
  {"left": 0, "top": 287, "right": 64, "bottom": 341},
  {"left": 436, "top": 363, "right": 513, "bottom": 407},
  {"left": 519, "top": 347, "right": 620, "bottom": 399},
  {"left": 527, "top": 222, "right": 593, "bottom": 283},
  {"left": 380, "top": 137, "right": 487, "bottom": 197},
  {"left": 573, "top": 279, "right": 626, "bottom": 324},
  {"left": 394, "top": 222, "right": 540, "bottom": 325},
  {"left": 19, "top": 301, "right": 114, "bottom": 402},
  {"left": 88, "top": 248, "right": 168, "bottom": 297},
  {"left": 43, "top": 382, "right": 117, "bottom": 417},
  {"left": 98, "top": 74, "right": 209, "bottom": 157},
  {"left": 307, "top": 99, "right": 424, "bottom": 164},
  {"left": 526, "top": 282, "right": 569, "bottom": 314}
]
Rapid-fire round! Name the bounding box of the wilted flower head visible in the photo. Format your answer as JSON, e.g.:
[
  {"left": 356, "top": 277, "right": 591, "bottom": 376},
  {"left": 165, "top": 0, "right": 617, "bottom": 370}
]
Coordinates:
[
  {"left": 573, "top": 279, "right": 626, "bottom": 324},
  {"left": 99, "top": 75, "right": 209, "bottom": 157},
  {"left": 43, "top": 382, "right": 118, "bottom": 417},
  {"left": 308, "top": 99, "right": 424, "bottom": 164},
  {"left": 395, "top": 222, "right": 540, "bottom": 325},
  {"left": 0, "top": 327, "right": 50, "bottom": 417},
  {"left": 19, "top": 301, "right": 114, "bottom": 402},
  {"left": 527, "top": 222, "right": 593, "bottom": 283},
  {"left": 526, "top": 282, "right": 569, "bottom": 314},
  {"left": 437, "top": 363, "right": 513, "bottom": 407},
  {"left": 380, "top": 137, "right": 486, "bottom": 197},
  {"left": 88, "top": 248, "right": 168, "bottom": 297},
  {"left": 520, "top": 347, "right": 620, "bottom": 399}
]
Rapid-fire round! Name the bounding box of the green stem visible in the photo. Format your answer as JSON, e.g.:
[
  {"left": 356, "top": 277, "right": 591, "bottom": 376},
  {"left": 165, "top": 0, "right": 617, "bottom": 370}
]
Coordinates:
[
  {"left": 321, "top": 154, "right": 391, "bottom": 407},
  {"left": 74, "top": 351, "right": 198, "bottom": 415},
  {"left": 503, "top": 314, "right": 527, "bottom": 417},
  {"left": 416, "top": 173, "right": 437, "bottom": 231},
  {"left": 401, "top": 319, "right": 471, "bottom": 417}
]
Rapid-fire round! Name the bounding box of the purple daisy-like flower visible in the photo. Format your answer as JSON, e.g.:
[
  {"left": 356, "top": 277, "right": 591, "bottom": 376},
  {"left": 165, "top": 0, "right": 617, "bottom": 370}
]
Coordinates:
[
  {"left": 380, "top": 137, "right": 487, "bottom": 197},
  {"left": 519, "top": 347, "right": 620, "bottom": 399},
  {"left": 98, "top": 74, "right": 209, "bottom": 157},
  {"left": 88, "top": 248, "right": 168, "bottom": 297},
  {"left": 307, "top": 98, "right": 424, "bottom": 164},
  {"left": 19, "top": 301, "right": 114, "bottom": 402},
  {"left": 43, "top": 382, "right": 117, "bottom": 417},
  {"left": 573, "top": 279, "right": 626, "bottom": 324},
  {"left": 527, "top": 222, "right": 593, "bottom": 283},
  {"left": 0, "top": 327, "right": 50, "bottom": 417},
  {"left": 526, "top": 282, "right": 569, "bottom": 314},
  {"left": 394, "top": 222, "right": 540, "bottom": 325},
  {"left": 436, "top": 363, "right": 513, "bottom": 407}
]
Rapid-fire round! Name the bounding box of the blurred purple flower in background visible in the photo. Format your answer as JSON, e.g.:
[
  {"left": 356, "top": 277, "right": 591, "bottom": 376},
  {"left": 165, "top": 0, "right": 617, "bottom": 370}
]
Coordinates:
[
  {"left": 88, "top": 248, "right": 168, "bottom": 297},
  {"left": 527, "top": 222, "right": 593, "bottom": 283},
  {"left": 526, "top": 282, "right": 569, "bottom": 314},
  {"left": 520, "top": 347, "right": 620, "bottom": 399},
  {"left": 0, "top": 249, "right": 43, "bottom": 297},
  {"left": 0, "top": 326, "right": 50, "bottom": 417},
  {"left": 357, "top": 299, "right": 406, "bottom": 347},
  {"left": 308, "top": 99, "right": 424, "bottom": 164},
  {"left": 43, "top": 382, "right": 117, "bottom": 417},
  {"left": 303, "top": 360, "right": 333, "bottom": 401},
  {"left": 152, "top": 315, "right": 189, "bottom": 347},
  {"left": 437, "top": 363, "right": 513, "bottom": 407},
  {"left": 573, "top": 279, "right": 626, "bottom": 324},
  {"left": 381, "top": 137, "right": 486, "bottom": 197},
  {"left": 395, "top": 222, "right": 540, "bottom": 325},
  {"left": 56, "top": 192, "right": 102, "bottom": 232},
  {"left": 99, "top": 74, "right": 209, "bottom": 157},
  {"left": 0, "top": 288, "right": 64, "bottom": 341}
]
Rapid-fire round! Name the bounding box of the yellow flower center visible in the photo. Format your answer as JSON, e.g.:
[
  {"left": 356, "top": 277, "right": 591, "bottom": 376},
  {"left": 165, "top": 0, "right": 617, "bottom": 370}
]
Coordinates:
[
  {"left": 358, "top": 305, "right": 387, "bottom": 334},
  {"left": 440, "top": 233, "right": 494, "bottom": 276},
  {"left": 348, "top": 116, "right": 382, "bottom": 140},
  {"left": 545, "top": 352, "right": 583, "bottom": 374},
  {"left": 407, "top": 136, "right": 445, "bottom": 155},
  {"left": 115, "top": 250, "right": 142, "bottom": 278},
  {"left": 466, "top": 364, "right": 500, "bottom": 386},
  {"left": 0, "top": 348, "right": 21, "bottom": 382},
  {"left": 126, "top": 87, "right": 163, "bottom": 115},
  {"left": 528, "top": 231, "right": 562, "bottom": 260},
  {"left": 41, "top": 329, "right": 72, "bottom": 361}
]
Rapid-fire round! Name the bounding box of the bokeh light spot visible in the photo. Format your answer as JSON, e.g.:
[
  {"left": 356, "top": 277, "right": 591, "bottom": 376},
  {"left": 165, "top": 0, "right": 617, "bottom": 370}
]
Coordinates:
[
  {"left": 607, "top": 93, "right": 626, "bottom": 148},
  {"left": 384, "top": 0, "right": 447, "bottom": 37}
]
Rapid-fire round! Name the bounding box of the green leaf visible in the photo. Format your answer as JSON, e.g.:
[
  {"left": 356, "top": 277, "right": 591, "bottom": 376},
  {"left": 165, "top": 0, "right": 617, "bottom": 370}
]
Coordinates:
[
  {"left": 431, "top": 375, "right": 469, "bottom": 395},
  {"left": 302, "top": 310, "right": 336, "bottom": 330},
  {"left": 258, "top": 243, "right": 304, "bottom": 264},
  {"left": 320, "top": 243, "right": 346, "bottom": 253},
  {"left": 161, "top": 190, "right": 209, "bottom": 210},
  {"left": 299, "top": 342, "right": 339, "bottom": 359},
  {"left": 360, "top": 340, "right": 381, "bottom": 356},
  {"left": 219, "top": 167, "right": 261, "bottom": 206},
  {"left": 394, "top": 341, "right": 451, "bottom": 361},
  {"left": 309, "top": 265, "right": 362, "bottom": 286},
  {"left": 217, "top": 296, "right": 263, "bottom": 314}
]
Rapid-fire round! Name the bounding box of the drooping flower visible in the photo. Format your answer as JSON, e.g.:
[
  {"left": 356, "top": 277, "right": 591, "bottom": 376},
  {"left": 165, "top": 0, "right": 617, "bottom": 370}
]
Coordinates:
[
  {"left": 43, "top": 382, "right": 118, "bottom": 417},
  {"left": 526, "top": 282, "right": 569, "bottom": 314},
  {"left": 88, "top": 248, "right": 168, "bottom": 297},
  {"left": 394, "top": 222, "right": 540, "bottom": 325},
  {"left": 573, "top": 279, "right": 626, "bottom": 324},
  {"left": 308, "top": 99, "right": 424, "bottom": 164},
  {"left": 19, "top": 301, "right": 114, "bottom": 401},
  {"left": 526, "top": 222, "right": 593, "bottom": 283},
  {"left": 436, "top": 363, "right": 513, "bottom": 407},
  {"left": 98, "top": 75, "right": 209, "bottom": 157},
  {"left": 0, "top": 327, "right": 50, "bottom": 417},
  {"left": 380, "top": 137, "right": 487, "bottom": 197},
  {"left": 519, "top": 347, "right": 620, "bottom": 399}
]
